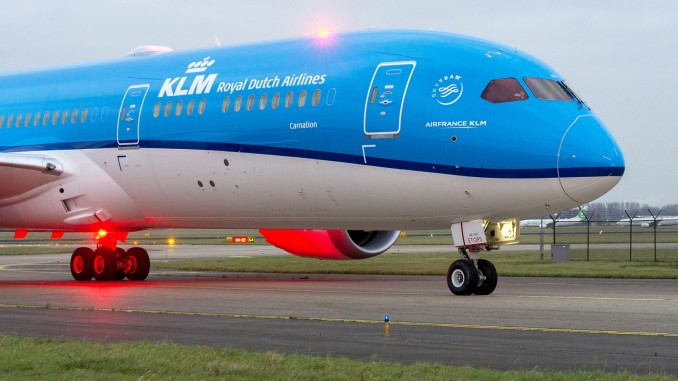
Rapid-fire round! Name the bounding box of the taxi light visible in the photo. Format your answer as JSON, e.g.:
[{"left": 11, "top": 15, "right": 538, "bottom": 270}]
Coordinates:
[
  {"left": 501, "top": 222, "right": 516, "bottom": 240},
  {"left": 168, "top": 238, "right": 176, "bottom": 246},
  {"left": 96, "top": 229, "right": 108, "bottom": 239},
  {"left": 318, "top": 28, "right": 330, "bottom": 39}
]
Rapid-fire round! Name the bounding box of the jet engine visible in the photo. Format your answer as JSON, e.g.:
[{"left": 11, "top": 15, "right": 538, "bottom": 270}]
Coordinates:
[{"left": 259, "top": 229, "right": 401, "bottom": 260}]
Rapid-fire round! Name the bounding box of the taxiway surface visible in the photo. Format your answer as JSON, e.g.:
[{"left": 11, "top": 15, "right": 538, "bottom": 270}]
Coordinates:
[{"left": 0, "top": 246, "right": 676, "bottom": 374}]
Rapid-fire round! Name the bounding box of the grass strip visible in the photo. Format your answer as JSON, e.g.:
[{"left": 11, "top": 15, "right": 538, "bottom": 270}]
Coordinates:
[
  {"left": 0, "top": 335, "right": 675, "bottom": 380},
  {"left": 155, "top": 250, "right": 678, "bottom": 279},
  {"left": 0, "top": 246, "right": 76, "bottom": 255}
]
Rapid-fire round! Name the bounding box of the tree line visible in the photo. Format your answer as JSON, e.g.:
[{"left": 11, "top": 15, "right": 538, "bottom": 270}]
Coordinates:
[{"left": 552, "top": 202, "right": 678, "bottom": 221}]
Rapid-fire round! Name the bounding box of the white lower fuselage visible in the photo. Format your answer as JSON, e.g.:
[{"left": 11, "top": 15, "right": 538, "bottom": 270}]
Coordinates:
[{"left": 0, "top": 148, "right": 619, "bottom": 232}]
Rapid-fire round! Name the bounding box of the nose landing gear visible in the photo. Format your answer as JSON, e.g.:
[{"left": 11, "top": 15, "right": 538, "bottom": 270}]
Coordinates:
[
  {"left": 446, "top": 219, "right": 515, "bottom": 296},
  {"left": 445, "top": 248, "right": 498, "bottom": 295}
]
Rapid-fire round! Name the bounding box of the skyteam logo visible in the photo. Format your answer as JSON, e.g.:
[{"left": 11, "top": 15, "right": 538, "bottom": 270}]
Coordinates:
[
  {"left": 432, "top": 74, "right": 464, "bottom": 106},
  {"left": 159, "top": 57, "right": 218, "bottom": 97}
]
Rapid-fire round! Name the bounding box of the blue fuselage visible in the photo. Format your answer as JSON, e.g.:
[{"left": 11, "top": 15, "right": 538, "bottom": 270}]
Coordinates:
[{"left": 0, "top": 30, "right": 624, "bottom": 231}]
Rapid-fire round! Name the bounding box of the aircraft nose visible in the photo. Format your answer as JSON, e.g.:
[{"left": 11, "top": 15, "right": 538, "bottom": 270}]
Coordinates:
[{"left": 557, "top": 115, "right": 625, "bottom": 203}]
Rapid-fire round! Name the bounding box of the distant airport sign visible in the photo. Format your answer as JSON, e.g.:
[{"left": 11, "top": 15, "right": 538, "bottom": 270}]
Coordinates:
[{"left": 228, "top": 236, "right": 255, "bottom": 244}]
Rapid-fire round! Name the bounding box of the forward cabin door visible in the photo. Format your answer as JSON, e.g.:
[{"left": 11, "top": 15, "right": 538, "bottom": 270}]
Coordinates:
[
  {"left": 117, "top": 84, "right": 150, "bottom": 147},
  {"left": 363, "top": 61, "right": 416, "bottom": 138}
]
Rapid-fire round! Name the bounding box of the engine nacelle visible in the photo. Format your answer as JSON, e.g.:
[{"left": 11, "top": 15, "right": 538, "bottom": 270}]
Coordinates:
[{"left": 259, "top": 229, "right": 400, "bottom": 260}]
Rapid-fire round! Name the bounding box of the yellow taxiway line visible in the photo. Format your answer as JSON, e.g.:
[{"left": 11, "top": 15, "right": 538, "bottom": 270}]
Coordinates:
[{"left": 1, "top": 302, "right": 676, "bottom": 338}]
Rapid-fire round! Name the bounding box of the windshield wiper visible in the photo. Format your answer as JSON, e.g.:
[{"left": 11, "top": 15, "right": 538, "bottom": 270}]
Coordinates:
[{"left": 560, "top": 81, "right": 589, "bottom": 110}]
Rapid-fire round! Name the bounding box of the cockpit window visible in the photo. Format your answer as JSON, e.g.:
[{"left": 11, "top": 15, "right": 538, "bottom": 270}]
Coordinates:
[
  {"left": 481, "top": 78, "right": 528, "bottom": 103},
  {"left": 524, "top": 77, "right": 573, "bottom": 101}
]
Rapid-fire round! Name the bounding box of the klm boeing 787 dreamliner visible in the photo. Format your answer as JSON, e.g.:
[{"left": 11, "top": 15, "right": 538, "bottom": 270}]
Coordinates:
[{"left": 0, "top": 30, "right": 624, "bottom": 294}]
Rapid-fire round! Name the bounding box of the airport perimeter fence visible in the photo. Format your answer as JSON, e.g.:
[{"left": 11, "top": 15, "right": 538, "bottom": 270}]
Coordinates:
[
  {"left": 2, "top": 209, "right": 677, "bottom": 262},
  {"left": 523, "top": 209, "right": 678, "bottom": 262}
]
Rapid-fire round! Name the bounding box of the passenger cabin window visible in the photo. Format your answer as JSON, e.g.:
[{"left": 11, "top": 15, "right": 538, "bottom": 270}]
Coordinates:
[
  {"left": 71, "top": 109, "right": 78, "bottom": 124},
  {"left": 25, "top": 113, "right": 32, "bottom": 127},
  {"left": 234, "top": 95, "right": 242, "bottom": 112},
  {"left": 285, "top": 92, "right": 293, "bottom": 108},
  {"left": 187, "top": 100, "right": 195, "bottom": 116},
  {"left": 370, "top": 87, "right": 379, "bottom": 104},
  {"left": 0, "top": 116, "right": 4, "bottom": 127},
  {"left": 272, "top": 92, "right": 280, "bottom": 109},
  {"left": 259, "top": 94, "right": 267, "bottom": 110},
  {"left": 176, "top": 100, "right": 184, "bottom": 116},
  {"left": 16, "top": 114, "right": 23, "bottom": 127},
  {"left": 246, "top": 94, "right": 254, "bottom": 111},
  {"left": 326, "top": 88, "right": 336, "bottom": 106},
  {"left": 164, "top": 102, "right": 172, "bottom": 117},
  {"left": 481, "top": 78, "right": 528, "bottom": 103},
  {"left": 524, "top": 77, "right": 573, "bottom": 101},
  {"left": 298, "top": 90, "right": 307, "bottom": 107},
  {"left": 34, "top": 112, "right": 41, "bottom": 126},
  {"left": 43, "top": 112, "right": 50, "bottom": 126},
  {"left": 81, "top": 109, "right": 88, "bottom": 123},
  {"left": 312, "top": 89, "right": 321, "bottom": 106},
  {"left": 199, "top": 99, "right": 206, "bottom": 114},
  {"left": 222, "top": 97, "right": 230, "bottom": 113}
]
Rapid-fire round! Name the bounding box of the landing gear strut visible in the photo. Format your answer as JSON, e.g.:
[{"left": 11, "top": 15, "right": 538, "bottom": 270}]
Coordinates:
[
  {"left": 69, "top": 232, "right": 150, "bottom": 281},
  {"left": 445, "top": 247, "right": 498, "bottom": 296}
]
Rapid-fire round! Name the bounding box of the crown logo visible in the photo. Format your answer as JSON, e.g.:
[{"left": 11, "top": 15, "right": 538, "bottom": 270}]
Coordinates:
[{"left": 186, "top": 57, "right": 216, "bottom": 74}]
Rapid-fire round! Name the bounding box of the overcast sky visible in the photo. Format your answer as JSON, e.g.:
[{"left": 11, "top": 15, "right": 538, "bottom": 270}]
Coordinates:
[{"left": 1, "top": 1, "right": 676, "bottom": 206}]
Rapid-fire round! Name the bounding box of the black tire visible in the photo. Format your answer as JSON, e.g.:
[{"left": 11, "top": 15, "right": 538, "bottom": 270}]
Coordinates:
[
  {"left": 70, "top": 247, "right": 94, "bottom": 281},
  {"left": 446, "top": 259, "right": 479, "bottom": 295},
  {"left": 92, "top": 247, "right": 117, "bottom": 281},
  {"left": 474, "top": 259, "right": 498, "bottom": 295},
  {"left": 114, "top": 248, "right": 127, "bottom": 280},
  {"left": 126, "top": 247, "right": 150, "bottom": 281}
]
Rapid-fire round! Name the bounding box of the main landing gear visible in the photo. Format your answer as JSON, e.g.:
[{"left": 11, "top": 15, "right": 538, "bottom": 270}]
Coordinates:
[
  {"left": 445, "top": 247, "right": 497, "bottom": 296},
  {"left": 69, "top": 234, "right": 150, "bottom": 281}
]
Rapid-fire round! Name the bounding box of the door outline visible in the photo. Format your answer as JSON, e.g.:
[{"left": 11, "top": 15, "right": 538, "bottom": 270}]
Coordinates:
[
  {"left": 117, "top": 84, "right": 150, "bottom": 146},
  {"left": 363, "top": 61, "right": 416, "bottom": 138}
]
